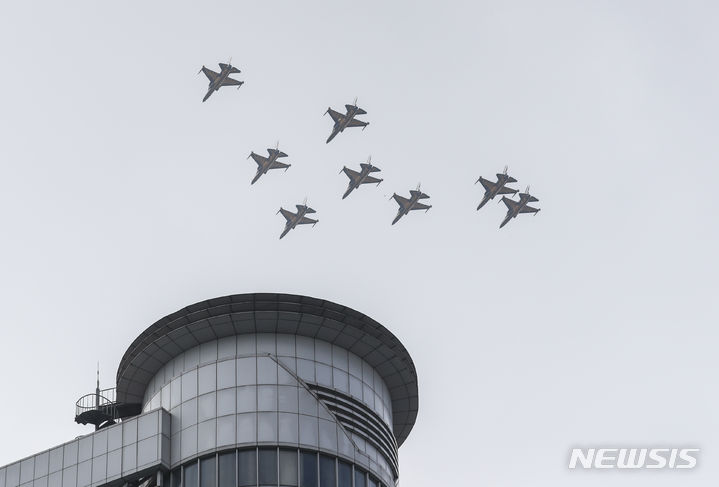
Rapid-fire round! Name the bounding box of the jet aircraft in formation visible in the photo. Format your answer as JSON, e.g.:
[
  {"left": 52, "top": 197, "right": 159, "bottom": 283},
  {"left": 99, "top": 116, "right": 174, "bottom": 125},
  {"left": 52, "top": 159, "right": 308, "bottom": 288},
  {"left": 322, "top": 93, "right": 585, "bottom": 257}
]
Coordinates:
[
  {"left": 248, "top": 143, "right": 291, "bottom": 185},
  {"left": 391, "top": 185, "right": 432, "bottom": 225},
  {"left": 277, "top": 200, "right": 319, "bottom": 239},
  {"left": 339, "top": 156, "right": 383, "bottom": 199},
  {"left": 500, "top": 187, "right": 541, "bottom": 228},
  {"left": 475, "top": 168, "right": 541, "bottom": 228},
  {"left": 199, "top": 61, "right": 244, "bottom": 102},
  {"left": 476, "top": 166, "right": 519, "bottom": 209},
  {"left": 198, "top": 61, "right": 542, "bottom": 235},
  {"left": 325, "top": 98, "right": 369, "bottom": 143}
]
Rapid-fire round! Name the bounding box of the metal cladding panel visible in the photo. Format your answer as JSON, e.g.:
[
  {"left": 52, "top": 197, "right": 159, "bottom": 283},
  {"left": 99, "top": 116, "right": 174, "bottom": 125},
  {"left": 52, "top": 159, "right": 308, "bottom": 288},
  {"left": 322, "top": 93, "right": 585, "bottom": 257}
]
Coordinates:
[
  {"left": 116, "top": 293, "right": 419, "bottom": 447},
  {"left": 0, "top": 410, "right": 171, "bottom": 487}
]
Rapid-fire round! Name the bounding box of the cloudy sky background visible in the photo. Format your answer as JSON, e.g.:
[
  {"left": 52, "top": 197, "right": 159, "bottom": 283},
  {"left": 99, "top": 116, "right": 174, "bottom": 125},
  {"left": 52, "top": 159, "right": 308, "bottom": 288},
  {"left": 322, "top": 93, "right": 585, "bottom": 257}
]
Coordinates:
[{"left": 0, "top": 1, "right": 717, "bottom": 485}]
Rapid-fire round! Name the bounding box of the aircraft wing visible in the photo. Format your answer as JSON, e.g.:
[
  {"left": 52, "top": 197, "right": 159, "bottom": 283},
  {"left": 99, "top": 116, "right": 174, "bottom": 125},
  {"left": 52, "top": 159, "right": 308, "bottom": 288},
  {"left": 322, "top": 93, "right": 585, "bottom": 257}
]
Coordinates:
[
  {"left": 221, "top": 77, "right": 243, "bottom": 87},
  {"left": 502, "top": 198, "right": 520, "bottom": 212},
  {"left": 520, "top": 205, "right": 540, "bottom": 214},
  {"left": 478, "top": 177, "right": 496, "bottom": 192},
  {"left": 250, "top": 153, "right": 268, "bottom": 166},
  {"left": 201, "top": 67, "right": 220, "bottom": 82},
  {"left": 327, "top": 108, "right": 345, "bottom": 123},
  {"left": 393, "top": 194, "right": 411, "bottom": 211},
  {"left": 269, "top": 161, "right": 290, "bottom": 170},
  {"left": 342, "top": 167, "right": 360, "bottom": 182},
  {"left": 498, "top": 186, "right": 518, "bottom": 195},
  {"left": 298, "top": 216, "right": 318, "bottom": 225},
  {"left": 279, "top": 208, "right": 296, "bottom": 222},
  {"left": 362, "top": 175, "right": 382, "bottom": 185},
  {"left": 346, "top": 118, "right": 368, "bottom": 128},
  {"left": 410, "top": 202, "right": 431, "bottom": 211}
]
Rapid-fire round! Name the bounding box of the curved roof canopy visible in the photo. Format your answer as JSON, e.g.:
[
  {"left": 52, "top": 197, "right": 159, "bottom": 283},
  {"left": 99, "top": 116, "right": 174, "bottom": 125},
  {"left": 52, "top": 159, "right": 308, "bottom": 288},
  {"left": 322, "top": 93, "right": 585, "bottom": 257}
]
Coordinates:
[{"left": 116, "top": 293, "right": 419, "bottom": 446}]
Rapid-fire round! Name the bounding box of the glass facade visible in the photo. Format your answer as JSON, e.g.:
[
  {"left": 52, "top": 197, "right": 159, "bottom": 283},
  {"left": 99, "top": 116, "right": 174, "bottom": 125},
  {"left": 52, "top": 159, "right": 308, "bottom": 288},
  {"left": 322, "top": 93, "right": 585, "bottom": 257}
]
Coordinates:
[
  {"left": 138, "top": 334, "right": 397, "bottom": 484},
  {"left": 168, "top": 449, "right": 387, "bottom": 487}
]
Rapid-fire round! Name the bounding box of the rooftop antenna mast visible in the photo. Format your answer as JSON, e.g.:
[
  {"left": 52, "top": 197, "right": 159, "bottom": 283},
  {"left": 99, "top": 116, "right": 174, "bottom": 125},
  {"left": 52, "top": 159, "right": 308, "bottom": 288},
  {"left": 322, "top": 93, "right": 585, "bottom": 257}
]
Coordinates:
[{"left": 95, "top": 363, "right": 100, "bottom": 409}]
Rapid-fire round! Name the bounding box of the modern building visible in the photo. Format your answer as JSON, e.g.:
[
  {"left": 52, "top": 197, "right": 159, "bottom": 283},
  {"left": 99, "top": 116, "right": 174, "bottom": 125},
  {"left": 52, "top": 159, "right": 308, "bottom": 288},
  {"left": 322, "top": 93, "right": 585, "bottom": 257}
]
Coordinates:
[{"left": 0, "top": 294, "right": 418, "bottom": 487}]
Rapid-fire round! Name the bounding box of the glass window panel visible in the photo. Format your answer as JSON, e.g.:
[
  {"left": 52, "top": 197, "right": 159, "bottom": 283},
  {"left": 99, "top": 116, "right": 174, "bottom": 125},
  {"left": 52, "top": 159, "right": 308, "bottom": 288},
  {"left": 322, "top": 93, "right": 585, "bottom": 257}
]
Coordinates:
[
  {"left": 337, "top": 463, "right": 351, "bottom": 487},
  {"left": 353, "top": 469, "right": 365, "bottom": 487},
  {"left": 218, "top": 453, "right": 235, "bottom": 487},
  {"left": 367, "top": 478, "right": 378, "bottom": 487},
  {"left": 256, "top": 334, "right": 276, "bottom": 355},
  {"left": 237, "top": 357, "right": 257, "bottom": 386},
  {"left": 237, "top": 386, "right": 257, "bottom": 414},
  {"left": 237, "top": 334, "right": 256, "bottom": 355},
  {"left": 258, "top": 449, "right": 277, "bottom": 486},
  {"left": 279, "top": 450, "right": 298, "bottom": 487},
  {"left": 299, "top": 452, "right": 317, "bottom": 487},
  {"left": 276, "top": 335, "right": 295, "bottom": 357},
  {"left": 217, "top": 336, "right": 236, "bottom": 359},
  {"left": 198, "top": 393, "right": 216, "bottom": 423},
  {"left": 217, "top": 360, "right": 236, "bottom": 390},
  {"left": 238, "top": 450, "right": 257, "bottom": 487},
  {"left": 332, "top": 369, "right": 348, "bottom": 393},
  {"left": 315, "top": 341, "right": 332, "bottom": 365},
  {"left": 182, "top": 370, "right": 198, "bottom": 401},
  {"left": 217, "top": 388, "right": 235, "bottom": 416},
  {"left": 198, "top": 364, "right": 217, "bottom": 395},
  {"left": 278, "top": 386, "right": 298, "bottom": 413},
  {"left": 200, "top": 457, "right": 216, "bottom": 487},
  {"left": 332, "top": 346, "right": 348, "bottom": 371},
  {"left": 258, "top": 412, "right": 278, "bottom": 442},
  {"left": 295, "top": 336, "right": 314, "bottom": 360},
  {"left": 258, "top": 386, "right": 277, "bottom": 411},
  {"left": 296, "top": 360, "right": 315, "bottom": 383},
  {"left": 257, "top": 357, "right": 277, "bottom": 385},
  {"left": 171, "top": 468, "right": 181, "bottom": 487},
  {"left": 315, "top": 365, "right": 332, "bottom": 387},
  {"left": 184, "top": 462, "right": 198, "bottom": 487},
  {"left": 319, "top": 456, "right": 335, "bottom": 487}
]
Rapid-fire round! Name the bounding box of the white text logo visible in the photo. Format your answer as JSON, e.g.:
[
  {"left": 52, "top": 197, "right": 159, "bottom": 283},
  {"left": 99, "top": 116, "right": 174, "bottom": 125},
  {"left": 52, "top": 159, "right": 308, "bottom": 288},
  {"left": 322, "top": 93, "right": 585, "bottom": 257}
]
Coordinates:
[{"left": 568, "top": 448, "right": 699, "bottom": 469}]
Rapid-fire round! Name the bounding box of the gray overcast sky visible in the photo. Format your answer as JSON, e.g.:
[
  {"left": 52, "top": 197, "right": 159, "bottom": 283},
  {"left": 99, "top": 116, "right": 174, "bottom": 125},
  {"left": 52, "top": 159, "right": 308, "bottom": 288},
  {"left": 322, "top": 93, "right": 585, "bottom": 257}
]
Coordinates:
[{"left": 1, "top": 1, "right": 717, "bottom": 485}]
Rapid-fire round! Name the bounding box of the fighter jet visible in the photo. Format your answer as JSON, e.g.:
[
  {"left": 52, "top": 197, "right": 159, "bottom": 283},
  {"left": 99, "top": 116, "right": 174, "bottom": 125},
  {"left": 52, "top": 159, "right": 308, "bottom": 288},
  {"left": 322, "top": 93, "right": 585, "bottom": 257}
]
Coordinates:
[
  {"left": 277, "top": 199, "right": 319, "bottom": 239},
  {"left": 324, "top": 98, "right": 369, "bottom": 143},
  {"left": 248, "top": 142, "right": 291, "bottom": 185},
  {"left": 339, "top": 156, "right": 383, "bottom": 199},
  {"left": 391, "top": 185, "right": 432, "bottom": 225},
  {"left": 199, "top": 60, "right": 244, "bottom": 102},
  {"left": 475, "top": 166, "right": 519, "bottom": 210},
  {"left": 500, "top": 187, "right": 541, "bottom": 228}
]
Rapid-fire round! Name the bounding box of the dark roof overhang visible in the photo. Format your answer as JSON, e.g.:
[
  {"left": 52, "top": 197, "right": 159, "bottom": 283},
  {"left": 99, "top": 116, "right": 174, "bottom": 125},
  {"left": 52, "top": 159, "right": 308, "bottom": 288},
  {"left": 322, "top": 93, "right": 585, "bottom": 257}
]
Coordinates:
[{"left": 115, "top": 293, "right": 419, "bottom": 447}]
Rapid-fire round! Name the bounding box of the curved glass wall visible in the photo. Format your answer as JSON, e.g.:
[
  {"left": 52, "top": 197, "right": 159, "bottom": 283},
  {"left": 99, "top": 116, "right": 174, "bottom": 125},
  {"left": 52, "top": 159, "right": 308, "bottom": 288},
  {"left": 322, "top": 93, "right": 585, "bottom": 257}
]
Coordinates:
[
  {"left": 168, "top": 448, "right": 388, "bottom": 487},
  {"left": 138, "top": 333, "right": 397, "bottom": 484}
]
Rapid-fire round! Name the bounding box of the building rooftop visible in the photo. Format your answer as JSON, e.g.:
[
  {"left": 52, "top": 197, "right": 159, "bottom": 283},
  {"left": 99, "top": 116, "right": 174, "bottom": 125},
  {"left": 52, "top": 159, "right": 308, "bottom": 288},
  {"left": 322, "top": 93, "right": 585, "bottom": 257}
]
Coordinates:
[{"left": 116, "top": 292, "right": 419, "bottom": 446}]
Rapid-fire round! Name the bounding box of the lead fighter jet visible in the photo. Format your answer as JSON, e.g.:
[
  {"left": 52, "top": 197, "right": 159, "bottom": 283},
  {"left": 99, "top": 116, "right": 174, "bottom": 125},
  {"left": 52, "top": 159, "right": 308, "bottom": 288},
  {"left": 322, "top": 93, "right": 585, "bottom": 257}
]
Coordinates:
[
  {"left": 324, "top": 98, "right": 369, "bottom": 143},
  {"left": 391, "top": 185, "right": 432, "bottom": 225},
  {"left": 199, "top": 60, "right": 244, "bottom": 102},
  {"left": 339, "top": 156, "right": 383, "bottom": 199},
  {"left": 500, "top": 187, "right": 541, "bottom": 228},
  {"left": 248, "top": 143, "right": 291, "bottom": 184},
  {"left": 277, "top": 200, "right": 319, "bottom": 239},
  {"left": 476, "top": 166, "right": 519, "bottom": 210}
]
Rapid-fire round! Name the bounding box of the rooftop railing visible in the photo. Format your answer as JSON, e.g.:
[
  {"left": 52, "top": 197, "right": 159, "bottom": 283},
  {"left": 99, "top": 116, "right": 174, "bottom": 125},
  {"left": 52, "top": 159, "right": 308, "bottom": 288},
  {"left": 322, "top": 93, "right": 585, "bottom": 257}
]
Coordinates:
[{"left": 75, "top": 387, "right": 117, "bottom": 418}]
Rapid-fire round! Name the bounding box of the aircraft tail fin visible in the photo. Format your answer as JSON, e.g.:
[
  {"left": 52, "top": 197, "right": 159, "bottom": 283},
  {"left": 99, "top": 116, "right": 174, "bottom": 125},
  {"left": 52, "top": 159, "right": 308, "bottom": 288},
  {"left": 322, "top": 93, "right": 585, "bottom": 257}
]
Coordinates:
[
  {"left": 360, "top": 163, "right": 381, "bottom": 173},
  {"left": 219, "top": 62, "right": 241, "bottom": 74}
]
